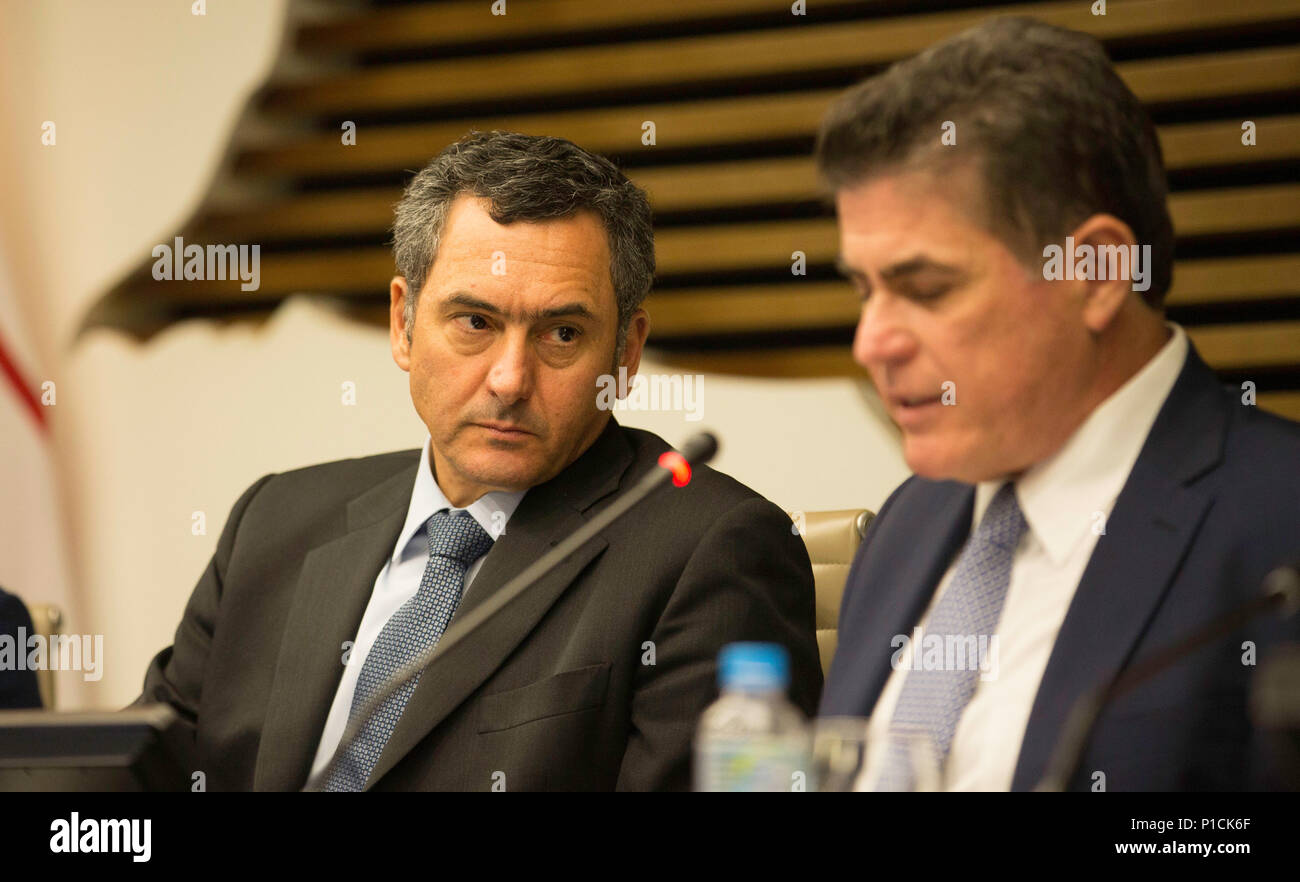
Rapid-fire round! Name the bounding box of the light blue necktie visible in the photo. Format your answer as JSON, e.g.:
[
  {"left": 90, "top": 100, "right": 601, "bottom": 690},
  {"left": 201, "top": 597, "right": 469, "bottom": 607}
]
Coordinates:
[
  {"left": 876, "top": 482, "right": 1027, "bottom": 790},
  {"left": 323, "top": 509, "right": 495, "bottom": 791}
]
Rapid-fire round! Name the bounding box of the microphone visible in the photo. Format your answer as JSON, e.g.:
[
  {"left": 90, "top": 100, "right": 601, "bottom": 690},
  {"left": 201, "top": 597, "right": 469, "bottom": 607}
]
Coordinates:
[
  {"left": 304, "top": 430, "right": 720, "bottom": 791},
  {"left": 1034, "top": 561, "right": 1300, "bottom": 791}
]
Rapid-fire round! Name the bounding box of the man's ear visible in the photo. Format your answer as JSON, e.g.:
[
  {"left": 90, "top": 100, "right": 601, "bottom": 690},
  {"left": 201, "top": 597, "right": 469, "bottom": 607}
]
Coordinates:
[
  {"left": 1070, "top": 214, "right": 1144, "bottom": 334},
  {"left": 618, "top": 308, "right": 651, "bottom": 385},
  {"left": 390, "top": 276, "right": 412, "bottom": 371}
]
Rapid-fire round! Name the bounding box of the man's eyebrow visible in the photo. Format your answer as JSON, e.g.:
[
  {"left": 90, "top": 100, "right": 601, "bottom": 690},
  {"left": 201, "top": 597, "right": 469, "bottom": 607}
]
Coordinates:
[
  {"left": 835, "top": 256, "right": 962, "bottom": 280},
  {"left": 442, "top": 291, "right": 598, "bottom": 323},
  {"left": 879, "top": 257, "right": 962, "bottom": 281}
]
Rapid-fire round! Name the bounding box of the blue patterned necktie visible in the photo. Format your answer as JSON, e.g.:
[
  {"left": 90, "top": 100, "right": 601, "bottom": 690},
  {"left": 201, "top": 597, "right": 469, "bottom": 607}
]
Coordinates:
[
  {"left": 876, "top": 482, "right": 1027, "bottom": 790},
  {"left": 323, "top": 509, "right": 495, "bottom": 791}
]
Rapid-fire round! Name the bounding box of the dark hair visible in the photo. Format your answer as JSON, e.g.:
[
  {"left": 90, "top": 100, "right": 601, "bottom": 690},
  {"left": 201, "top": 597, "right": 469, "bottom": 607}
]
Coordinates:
[
  {"left": 815, "top": 16, "right": 1174, "bottom": 308},
  {"left": 392, "top": 131, "right": 655, "bottom": 353}
]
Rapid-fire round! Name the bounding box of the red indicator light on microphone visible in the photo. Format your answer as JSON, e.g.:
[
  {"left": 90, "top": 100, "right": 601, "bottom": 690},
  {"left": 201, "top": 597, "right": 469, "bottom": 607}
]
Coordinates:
[{"left": 657, "top": 451, "right": 692, "bottom": 487}]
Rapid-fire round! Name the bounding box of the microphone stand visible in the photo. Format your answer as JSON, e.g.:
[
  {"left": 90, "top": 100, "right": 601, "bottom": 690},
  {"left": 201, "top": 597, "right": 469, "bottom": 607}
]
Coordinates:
[{"left": 1034, "top": 563, "right": 1300, "bottom": 791}]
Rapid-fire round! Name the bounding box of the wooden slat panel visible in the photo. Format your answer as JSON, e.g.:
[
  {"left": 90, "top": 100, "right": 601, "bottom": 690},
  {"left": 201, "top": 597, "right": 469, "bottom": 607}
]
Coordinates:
[
  {"left": 632, "top": 157, "right": 817, "bottom": 210},
  {"left": 235, "top": 82, "right": 1300, "bottom": 180},
  {"left": 656, "top": 321, "right": 1300, "bottom": 376},
  {"left": 167, "top": 223, "right": 813, "bottom": 297},
  {"left": 1123, "top": 45, "right": 1300, "bottom": 104},
  {"left": 661, "top": 345, "right": 859, "bottom": 378},
  {"left": 1258, "top": 391, "right": 1300, "bottom": 421},
  {"left": 650, "top": 178, "right": 1300, "bottom": 228},
  {"left": 1168, "top": 255, "right": 1300, "bottom": 306},
  {"left": 1158, "top": 115, "right": 1300, "bottom": 169},
  {"left": 656, "top": 219, "right": 835, "bottom": 272},
  {"left": 1186, "top": 320, "right": 1300, "bottom": 370},
  {"left": 201, "top": 189, "right": 400, "bottom": 241},
  {"left": 647, "top": 282, "right": 859, "bottom": 334},
  {"left": 1172, "top": 184, "right": 1300, "bottom": 236},
  {"left": 265, "top": 1, "right": 1300, "bottom": 115},
  {"left": 642, "top": 255, "right": 1300, "bottom": 334},
  {"left": 112, "top": 248, "right": 1300, "bottom": 322},
  {"left": 209, "top": 121, "right": 1300, "bottom": 240},
  {"left": 206, "top": 158, "right": 820, "bottom": 241},
  {"left": 235, "top": 90, "right": 832, "bottom": 177},
  {"left": 203, "top": 158, "right": 819, "bottom": 241},
  {"left": 298, "top": 0, "right": 872, "bottom": 54},
  {"left": 648, "top": 185, "right": 1299, "bottom": 272},
  {"left": 141, "top": 249, "right": 398, "bottom": 299},
  {"left": 92, "top": 0, "right": 1300, "bottom": 400}
]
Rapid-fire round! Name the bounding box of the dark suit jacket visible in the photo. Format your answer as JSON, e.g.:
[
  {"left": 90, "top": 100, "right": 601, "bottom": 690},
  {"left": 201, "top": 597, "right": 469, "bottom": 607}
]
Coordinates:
[
  {"left": 0, "top": 588, "right": 42, "bottom": 709},
  {"left": 137, "top": 418, "right": 822, "bottom": 790},
  {"left": 822, "top": 344, "right": 1300, "bottom": 790}
]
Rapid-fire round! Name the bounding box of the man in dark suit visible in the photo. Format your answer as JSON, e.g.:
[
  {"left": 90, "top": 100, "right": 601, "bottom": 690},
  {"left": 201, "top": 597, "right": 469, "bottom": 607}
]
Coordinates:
[
  {"left": 817, "top": 18, "right": 1299, "bottom": 790},
  {"left": 136, "top": 131, "right": 821, "bottom": 791}
]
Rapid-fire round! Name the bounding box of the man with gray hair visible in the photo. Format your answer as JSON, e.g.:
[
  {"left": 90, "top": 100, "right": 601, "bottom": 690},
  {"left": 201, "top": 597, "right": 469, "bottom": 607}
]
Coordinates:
[
  {"left": 137, "top": 131, "right": 822, "bottom": 791},
  {"left": 819, "top": 18, "right": 1299, "bottom": 790}
]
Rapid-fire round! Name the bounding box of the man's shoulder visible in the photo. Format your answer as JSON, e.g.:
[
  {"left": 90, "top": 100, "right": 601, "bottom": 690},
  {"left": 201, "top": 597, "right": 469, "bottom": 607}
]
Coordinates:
[
  {"left": 1170, "top": 347, "right": 1300, "bottom": 489},
  {"left": 1205, "top": 395, "right": 1300, "bottom": 532},
  {"left": 246, "top": 448, "right": 421, "bottom": 507},
  {"left": 615, "top": 424, "right": 776, "bottom": 512},
  {"left": 605, "top": 425, "right": 812, "bottom": 580},
  {"left": 1224, "top": 394, "right": 1300, "bottom": 466},
  {"left": 212, "top": 449, "right": 421, "bottom": 553},
  {"left": 276, "top": 447, "right": 421, "bottom": 483}
]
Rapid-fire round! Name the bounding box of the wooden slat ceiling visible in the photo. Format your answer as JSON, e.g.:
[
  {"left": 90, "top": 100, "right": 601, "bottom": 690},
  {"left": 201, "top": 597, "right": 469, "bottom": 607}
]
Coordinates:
[{"left": 89, "top": 0, "right": 1300, "bottom": 420}]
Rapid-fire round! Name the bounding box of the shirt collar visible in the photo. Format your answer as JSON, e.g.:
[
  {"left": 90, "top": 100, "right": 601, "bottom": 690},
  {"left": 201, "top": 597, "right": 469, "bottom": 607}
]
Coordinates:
[
  {"left": 972, "top": 322, "right": 1189, "bottom": 566},
  {"left": 390, "top": 435, "right": 527, "bottom": 566}
]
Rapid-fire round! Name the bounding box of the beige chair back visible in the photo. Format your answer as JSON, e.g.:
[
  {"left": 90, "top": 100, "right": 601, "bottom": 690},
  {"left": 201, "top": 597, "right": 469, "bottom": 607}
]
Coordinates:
[{"left": 793, "top": 510, "right": 872, "bottom": 678}]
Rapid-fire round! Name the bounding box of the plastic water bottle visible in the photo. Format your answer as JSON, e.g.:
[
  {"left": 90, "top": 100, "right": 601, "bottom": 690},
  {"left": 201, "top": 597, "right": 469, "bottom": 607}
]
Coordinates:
[{"left": 694, "top": 642, "right": 811, "bottom": 792}]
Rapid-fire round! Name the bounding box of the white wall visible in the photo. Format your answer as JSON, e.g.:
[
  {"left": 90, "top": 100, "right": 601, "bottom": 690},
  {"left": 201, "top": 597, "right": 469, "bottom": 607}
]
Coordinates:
[{"left": 0, "top": 0, "right": 910, "bottom": 710}]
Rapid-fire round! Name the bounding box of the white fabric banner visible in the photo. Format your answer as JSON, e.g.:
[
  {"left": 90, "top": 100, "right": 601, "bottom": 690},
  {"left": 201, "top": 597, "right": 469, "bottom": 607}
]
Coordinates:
[{"left": 0, "top": 240, "right": 78, "bottom": 708}]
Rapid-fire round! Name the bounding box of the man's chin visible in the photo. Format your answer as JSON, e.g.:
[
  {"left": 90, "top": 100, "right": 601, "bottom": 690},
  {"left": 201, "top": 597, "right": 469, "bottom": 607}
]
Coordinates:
[
  {"left": 903, "top": 438, "right": 977, "bottom": 484},
  {"left": 906, "top": 444, "right": 1021, "bottom": 486},
  {"left": 454, "top": 453, "right": 549, "bottom": 493}
]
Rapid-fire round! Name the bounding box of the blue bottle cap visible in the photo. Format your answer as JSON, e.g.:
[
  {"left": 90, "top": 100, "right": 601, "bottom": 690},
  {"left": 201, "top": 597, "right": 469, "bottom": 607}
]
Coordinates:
[{"left": 718, "top": 642, "right": 790, "bottom": 691}]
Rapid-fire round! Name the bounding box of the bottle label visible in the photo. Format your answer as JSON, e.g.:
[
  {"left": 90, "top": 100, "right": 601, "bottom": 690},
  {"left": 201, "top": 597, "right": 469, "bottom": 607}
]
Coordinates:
[{"left": 695, "top": 735, "right": 809, "bottom": 792}]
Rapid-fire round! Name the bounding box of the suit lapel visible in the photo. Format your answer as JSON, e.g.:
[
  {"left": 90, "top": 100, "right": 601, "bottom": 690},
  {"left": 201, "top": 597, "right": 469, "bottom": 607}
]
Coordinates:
[
  {"left": 254, "top": 460, "right": 416, "bottom": 791},
  {"left": 366, "top": 418, "right": 634, "bottom": 788},
  {"left": 1011, "top": 346, "right": 1228, "bottom": 790},
  {"left": 829, "top": 481, "right": 974, "bottom": 716}
]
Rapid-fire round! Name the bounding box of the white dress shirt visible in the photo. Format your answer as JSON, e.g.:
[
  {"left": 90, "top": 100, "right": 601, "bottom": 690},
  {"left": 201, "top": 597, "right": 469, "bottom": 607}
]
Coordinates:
[
  {"left": 307, "top": 435, "right": 525, "bottom": 781},
  {"left": 865, "top": 323, "right": 1189, "bottom": 790}
]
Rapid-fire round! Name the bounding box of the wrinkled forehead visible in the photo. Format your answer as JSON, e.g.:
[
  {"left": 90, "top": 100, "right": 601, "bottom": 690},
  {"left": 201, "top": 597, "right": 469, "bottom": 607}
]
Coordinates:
[
  {"left": 428, "top": 196, "right": 615, "bottom": 300},
  {"left": 834, "top": 159, "right": 1032, "bottom": 274},
  {"left": 439, "top": 194, "right": 609, "bottom": 257}
]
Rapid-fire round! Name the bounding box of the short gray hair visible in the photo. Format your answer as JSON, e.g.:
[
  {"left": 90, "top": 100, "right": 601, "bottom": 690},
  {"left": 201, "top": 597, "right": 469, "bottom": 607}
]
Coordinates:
[
  {"left": 392, "top": 131, "right": 655, "bottom": 353},
  {"left": 815, "top": 16, "right": 1174, "bottom": 309}
]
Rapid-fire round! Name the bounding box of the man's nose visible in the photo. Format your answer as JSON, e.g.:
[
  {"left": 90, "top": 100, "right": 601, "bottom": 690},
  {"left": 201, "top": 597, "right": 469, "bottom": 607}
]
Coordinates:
[
  {"left": 485, "top": 331, "right": 535, "bottom": 406},
  {"left": 852, "top": 295, "right": 917, "bottom": 370}
]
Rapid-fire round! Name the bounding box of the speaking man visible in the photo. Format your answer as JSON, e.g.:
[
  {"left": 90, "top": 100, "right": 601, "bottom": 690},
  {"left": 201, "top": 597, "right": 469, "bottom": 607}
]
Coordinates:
[
  {"left": 137, "top": 131, "right": 822, "bottom": 791},
  {"left": 818, "top": 18, "right": 1300, "bottom": 790}
]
